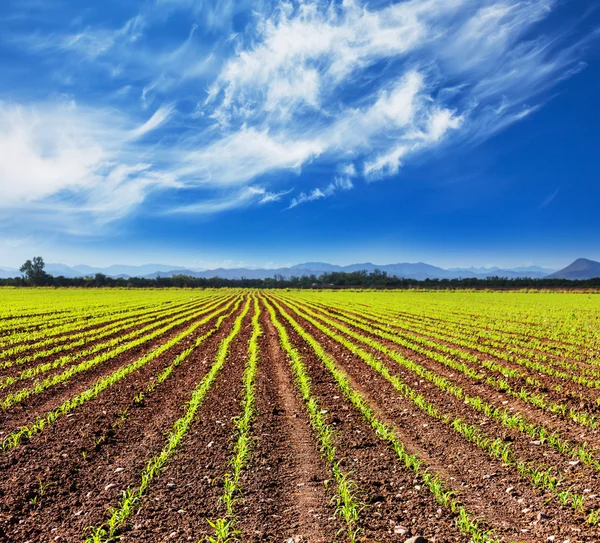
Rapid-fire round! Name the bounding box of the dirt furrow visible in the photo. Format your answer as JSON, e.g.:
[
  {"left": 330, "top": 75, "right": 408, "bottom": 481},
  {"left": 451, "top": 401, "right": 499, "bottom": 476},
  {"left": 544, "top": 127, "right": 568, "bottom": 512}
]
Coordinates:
[
  {"left": 294, "top": 299, "right": 600, "bottom": 453},
  {"left": 0, "top": 296, "right": 223, "bottom": 382},
  {"left": 234, "top": 303, "right": 337, "bottom": 542},
  {"left": 0, "top": 298, "right": 235, "bottom": 439},
  {"left": 271, "top": 297, "right": 472, "bottom": 543},
  {"left": 276, "top": 298, "right": 599, "bottom": 543},
  {"left": 0, "top": 298, "right": 244, "bottom": 543},
  {"left": 0, "top": 298, "right": 205, "bottom": 356},
  {"left": 119, "top": 303, "right": 254, "bottom": 542}
]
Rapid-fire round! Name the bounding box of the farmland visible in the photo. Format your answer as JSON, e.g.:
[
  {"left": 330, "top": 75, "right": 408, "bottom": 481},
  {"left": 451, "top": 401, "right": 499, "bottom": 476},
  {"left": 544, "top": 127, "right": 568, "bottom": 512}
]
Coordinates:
[{"left": 1, "top": 290, "right": 600, "bottom": 542}]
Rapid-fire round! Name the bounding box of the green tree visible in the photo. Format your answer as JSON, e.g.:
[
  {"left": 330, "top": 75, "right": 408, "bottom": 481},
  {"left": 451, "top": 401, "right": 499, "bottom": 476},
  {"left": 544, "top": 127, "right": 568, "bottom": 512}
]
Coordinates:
[{"left": 20, "top": 256, "right": 49, "bottom": 286}]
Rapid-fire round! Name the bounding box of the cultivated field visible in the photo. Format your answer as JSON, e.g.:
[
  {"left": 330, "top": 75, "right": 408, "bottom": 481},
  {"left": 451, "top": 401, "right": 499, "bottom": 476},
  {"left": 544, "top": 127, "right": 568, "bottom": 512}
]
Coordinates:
[{"left": 1, "top": 289, "right": 600, "bottom": 543}]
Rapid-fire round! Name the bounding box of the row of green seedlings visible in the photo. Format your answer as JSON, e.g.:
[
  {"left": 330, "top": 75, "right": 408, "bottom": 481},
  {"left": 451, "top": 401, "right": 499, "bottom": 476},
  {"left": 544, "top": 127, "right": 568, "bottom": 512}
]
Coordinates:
[
  {"left": 341, "top": 300, "right": 600, "bottom": 408},
  {"left": 0, "top": 297, "right": 234, "bottom": 410},
  {"left": 305, "top": 296, "right": 593, "bottom": 392},
  {"left": 353, "top": 300, "right": 600, "bottom": 387},
  {"left": 205, "top": 296, "right": 261, "bottom": 543},
  {"left": 0, "top": 295, "right": 223, "bottom": 374},
  {"left": 379, "top": 295, "right": 600, "bottom": 360},
  {"left": 351, "top": 296, "right": 593, "bottom": 363},
  {"left": 344, "top": 301, "right": 600, "bottom": 426},
  {"left": 0, "top": 296, "right": 211, "bottom": 360},
  {"left": 0, "top": 295, "right": 170, "bottom": 338},
  {"left": 0, "top": 296, "right": 170, "bottom": 349},
  {"left": 277, "top": 297, "right": 600, "bottom": 525},
  {"left": 0, "top": 297, "right": 243, "bottom": 451},
  {"left": 348, "top": 298, "right": 599, "bottom": 372},
  {"left": 0, "top": 295, "right": 228, "bottom": 387},
  {"left": 0, "top": 293, "right": 226, "bottom": 371},
  {"left": 84, "top": 296, "right": 252, "bottom": 543},
  {"left": 298, "top": 298, "right": 600, "bottom": 430},
  {"left": 85, "top": 298, "right": 244, "bottom": 461},
  {"left": 279, "top": 298, "right": 593, "bottom": 520},
  {"left": 268, "top": 297, "right": 500, "bottom": 543},
  {"left": 363, "top": 293, "right": 600, "bottom": 350},
  {"left": 283, "top": 296, "right": 600, "bottom": 471},
  {"left": 263, "top": 297, "right": 365, "bottom": 543},
  {"left": 390, "top": 303, "right": 593, "bottom": 364},
  {"left": 0, "top": 301, "right": 134, "bottom": 336}
]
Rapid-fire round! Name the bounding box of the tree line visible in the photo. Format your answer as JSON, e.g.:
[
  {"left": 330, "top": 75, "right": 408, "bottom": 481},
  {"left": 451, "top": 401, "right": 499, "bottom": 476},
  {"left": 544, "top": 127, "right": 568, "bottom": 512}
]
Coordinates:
[{"left": 3, "top": 256, "right": 600, "bottom": 290}]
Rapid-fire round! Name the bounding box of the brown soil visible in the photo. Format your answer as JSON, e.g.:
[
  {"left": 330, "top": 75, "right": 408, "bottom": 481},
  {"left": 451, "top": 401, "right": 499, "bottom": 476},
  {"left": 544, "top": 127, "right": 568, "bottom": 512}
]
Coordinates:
[
  {"left": 117, "top": 299, "right": 255, "bottom": 542},
  {"left": 1, "top": 292, "right": 598, "bottom": 543},
  {"left": 233, "top": 302, "right": 339, "bottom": 542},
  {"left": 270, "top": 297, "right": 472, "bottom": 543},
  {"left": 0, "top": 297, "right": 244, "bottom": 542},
  {"left": 0, "top": 296, "right": 224, "bottom": 379},
  {"left": 0, "top": 297, "right": 205, "bottom": 354},
  {"left": 294, "top": 298, "right": 600, "bottom": 452},
  {"left": 274, "top": 296, "right": 600, "bottom": 542},
  {"left": 0, "top": 298, "right": 235, "bottom": 435}
]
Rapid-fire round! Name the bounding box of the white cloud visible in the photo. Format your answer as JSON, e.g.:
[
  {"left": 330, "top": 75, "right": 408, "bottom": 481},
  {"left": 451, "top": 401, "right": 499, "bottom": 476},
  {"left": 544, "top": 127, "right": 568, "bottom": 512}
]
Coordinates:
[
  {"left": 1, "top": 0, "right": 594, "bottom": 233},
  {"left": 205, "top": 0, "right": 432, "bottom": 122},
  {"left": 259, "top": 188, "right": 292, "bottom": 204},
  {"left": 0, "top": 102, "right": 176, "bottom": 231},
  {"left": 21, "top": 15, "right": 146, "bottom": 60},
  {"left": 288, "top": 175, "right": 354, "bottom": 209},
  {"left": 179, "top": 126, "right": 324, "bottom": 185},
  {"left": 168, "top": 185, "right": 288, "bottom": 214},
  {"left": 288, "top": 188, "right": 326, "bottom": 209},
  {"left": 364, "top": 144, "right": 410, "bottom": 177},
  {"left": 128, "top": 104, "right": 175, "bottom": 140},
  {"left": 340, "top": 163, "right": 357, "bottom": 177}
]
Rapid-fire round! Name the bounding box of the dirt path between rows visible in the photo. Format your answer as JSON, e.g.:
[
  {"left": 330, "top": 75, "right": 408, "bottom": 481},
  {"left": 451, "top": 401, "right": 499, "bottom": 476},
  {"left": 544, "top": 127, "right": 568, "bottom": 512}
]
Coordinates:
[
  {"left": 274, "top": 297, "right": 599, "bottom": 542},
  {"left": 121, "top": 301, "right": 254, "bottom": 542},
  {"left": 234, "top": 303, "right": 336, "bottom": 541},
  {"left": 269, "top": 297, "right": 472, "bottom": 543},
  {"left": 0, "top": 298, "right": 234, "bottom": 434},
  {"left": 0, "top": 300, "right": 243, "bottom": 542}
]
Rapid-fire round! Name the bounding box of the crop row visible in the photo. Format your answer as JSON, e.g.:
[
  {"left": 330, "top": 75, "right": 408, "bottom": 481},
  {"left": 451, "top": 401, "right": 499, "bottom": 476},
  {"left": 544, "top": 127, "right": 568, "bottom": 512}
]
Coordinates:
[
  {"left": 276, "top": 295, "right": 600, "bottom": 523},
  {"left": 296, "top": 296, "right": 600, "bottom": 429},
  {"left": 1, "top": 296, "right": 242, "bottom": 451},
  {"left": 267, "top": 296, "right": 500, "bottom": 542}
]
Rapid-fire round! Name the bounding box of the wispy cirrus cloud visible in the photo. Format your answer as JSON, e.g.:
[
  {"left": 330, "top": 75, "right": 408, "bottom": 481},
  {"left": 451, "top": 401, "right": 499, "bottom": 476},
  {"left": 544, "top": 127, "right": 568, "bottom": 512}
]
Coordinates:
[
  {"left": 288, "top": 175, "right": 355, "bottom": 209},
  {"left": 0, "top": 0, "right": 594, "bottom": 233},
  {"left": 0, "top": 101, "right": 176, "bottom": 233}
]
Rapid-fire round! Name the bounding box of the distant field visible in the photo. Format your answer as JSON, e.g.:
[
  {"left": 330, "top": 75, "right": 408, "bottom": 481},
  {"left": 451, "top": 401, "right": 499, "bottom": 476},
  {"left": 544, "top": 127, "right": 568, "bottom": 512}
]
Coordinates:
[{"left": 1, "top": 288, "right": 600, "bottom": 542}]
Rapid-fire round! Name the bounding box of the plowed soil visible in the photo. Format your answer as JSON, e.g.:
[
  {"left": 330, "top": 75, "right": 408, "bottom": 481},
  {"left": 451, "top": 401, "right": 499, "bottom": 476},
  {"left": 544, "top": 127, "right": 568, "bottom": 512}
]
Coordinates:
[{"left": 1, "top": 290, "right": 599, "bottom": 543}]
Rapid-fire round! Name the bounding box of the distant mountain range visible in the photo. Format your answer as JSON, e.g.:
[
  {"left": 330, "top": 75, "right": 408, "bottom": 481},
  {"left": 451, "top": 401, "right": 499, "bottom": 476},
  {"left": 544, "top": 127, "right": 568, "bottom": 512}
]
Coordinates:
[
  {"left": 547, "top": 258, "right": 600, "bottom": 280},
  {"left": 0, "top": 261, "right": 565, "bottom": 280},
  {"left": 2, "top": 258, "right": 598, "bottom": 281}
]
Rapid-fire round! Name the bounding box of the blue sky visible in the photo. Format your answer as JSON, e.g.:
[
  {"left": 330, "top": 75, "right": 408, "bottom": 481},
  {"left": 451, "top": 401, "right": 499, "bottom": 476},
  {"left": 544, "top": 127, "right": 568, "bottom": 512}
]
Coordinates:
[{"left": 0, "top": 0, "right": 598, "bottom": 269}]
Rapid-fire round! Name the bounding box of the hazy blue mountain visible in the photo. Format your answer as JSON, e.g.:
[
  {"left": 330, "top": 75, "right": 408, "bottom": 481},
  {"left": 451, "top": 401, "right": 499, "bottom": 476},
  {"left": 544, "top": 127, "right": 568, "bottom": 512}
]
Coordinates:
[
  {"left": 0, "top": 267, "right": 19, "bottom": 279},
  {"left": 45, "top": 263, "right": 85, "bottom": 278},
  {"left": 511, "top": 266, "right": 557, "bottom": 274},
  {"left": 73, "top": 264, "right": 191, "bottom": 277},
  {"left": 291, "top": 262, "right": 343, "bottom": 272},
  {"left": 0, "top": 261, "right": 581, "bottom": 281},
  {"left": 547, "top": 258, "right": 600, "bottom": 280}
]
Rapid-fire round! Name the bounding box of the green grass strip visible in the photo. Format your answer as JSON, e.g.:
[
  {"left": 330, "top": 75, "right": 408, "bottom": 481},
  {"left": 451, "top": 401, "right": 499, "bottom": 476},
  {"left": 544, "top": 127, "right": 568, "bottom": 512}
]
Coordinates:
[
  {"left": 204, "top": 295, "right": 261, "bottom": 543},
  {"left": 270, "top": 296, "right": 500, "bottom": 543},
  {"left": 83, "top": 296, "right": 252, "bottom": 543},
  {"left": 1, "top": 297, "right": 240, "bottom": 451}
]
